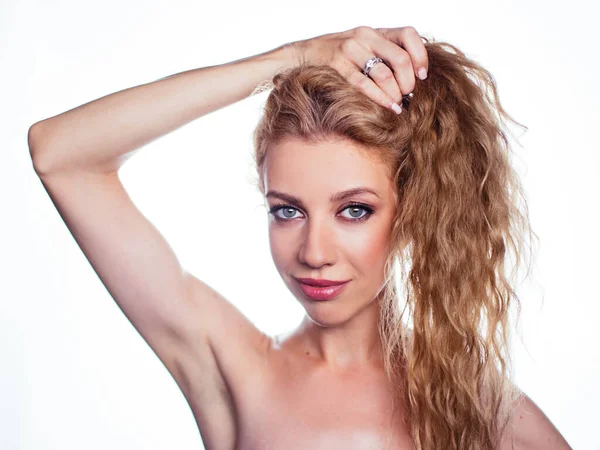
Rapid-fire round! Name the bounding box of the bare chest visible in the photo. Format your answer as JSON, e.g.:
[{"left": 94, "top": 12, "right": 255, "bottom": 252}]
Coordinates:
[{"left": 232, "top": 356, "right": 413, "bottom": 450}]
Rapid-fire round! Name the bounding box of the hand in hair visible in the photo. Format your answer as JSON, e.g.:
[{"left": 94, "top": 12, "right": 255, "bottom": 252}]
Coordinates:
[{"left": 286, "top": 25, "right": 429, "bottom": 114}]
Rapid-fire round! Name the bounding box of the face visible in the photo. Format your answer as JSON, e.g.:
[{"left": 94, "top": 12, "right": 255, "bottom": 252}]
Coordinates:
[{"left": 263, "top": 136, "right": 398, "bottom": 327}]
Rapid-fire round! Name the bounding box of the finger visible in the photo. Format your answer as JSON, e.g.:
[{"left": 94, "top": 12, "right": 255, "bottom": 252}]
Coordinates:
[
  {"left": 378, "top": 26, "right": 429, "bottom": 82},
  {"left": 342, "top": 32, "right": 403, "bottom": 104},
  {"left": 345, "top": 68, "right": 403, "bottom": 114},
  {"left": 339, "top": 37, "right": 403, "bottom": 112},
  {"left": 361, "top": 28, "right": 417, "bottom": 98}
]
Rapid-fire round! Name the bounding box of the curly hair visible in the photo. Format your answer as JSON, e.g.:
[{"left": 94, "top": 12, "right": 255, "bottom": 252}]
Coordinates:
[{"left": 250, "top": 36, "right": 537, "bottom": 450}]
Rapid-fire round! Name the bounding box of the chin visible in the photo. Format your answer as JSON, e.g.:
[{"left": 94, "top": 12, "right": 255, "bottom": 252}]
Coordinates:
[{"left": 300, "top": 301, "right": 359, "bottom": 328}]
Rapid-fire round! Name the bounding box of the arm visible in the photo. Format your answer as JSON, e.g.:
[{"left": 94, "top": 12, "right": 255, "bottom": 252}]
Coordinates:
[
  {"left": 28, "top": 43, "right": 298, "bottom": 447},
  {"left": 28, "top": 42, "right": 298, "bottom": 175}
]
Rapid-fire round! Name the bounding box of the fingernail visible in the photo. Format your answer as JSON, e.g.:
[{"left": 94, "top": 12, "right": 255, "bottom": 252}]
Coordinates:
[
  {"left": 418, "top": 67, "right": 428, "bottom": 80},
  {"left": 391, "top": 102, "right": 402, "bottom": 114}
]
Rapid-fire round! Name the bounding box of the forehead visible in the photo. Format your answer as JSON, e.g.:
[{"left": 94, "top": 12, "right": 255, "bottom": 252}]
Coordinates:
[{"left": 263, "top": 137, "right": 392, "bottom": 196}]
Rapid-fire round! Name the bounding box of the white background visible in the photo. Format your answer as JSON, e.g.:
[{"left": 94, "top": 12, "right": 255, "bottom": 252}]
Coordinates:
[{"left": 2, "top": 0, "right": 598, "bottom": 449}]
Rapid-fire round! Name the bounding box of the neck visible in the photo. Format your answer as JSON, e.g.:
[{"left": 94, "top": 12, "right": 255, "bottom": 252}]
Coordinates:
[{"left": 296, "top": 295, "right": 385, "bottom": 371}]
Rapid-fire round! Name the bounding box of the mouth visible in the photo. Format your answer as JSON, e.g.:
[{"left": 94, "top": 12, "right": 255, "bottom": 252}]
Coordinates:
[
  {"left": 294, "top": 278, "right": 351, "bottom": 301},
  {"left": 294, "top": 277, "right": 351, "bottom": 287}
]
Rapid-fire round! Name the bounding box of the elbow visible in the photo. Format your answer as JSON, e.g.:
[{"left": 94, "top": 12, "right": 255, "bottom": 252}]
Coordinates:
[{"left": 28, "top": 120, "right": 54, "bottom": 176}]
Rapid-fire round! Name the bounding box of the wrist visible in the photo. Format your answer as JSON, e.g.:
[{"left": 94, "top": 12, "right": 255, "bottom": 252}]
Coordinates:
[
  {"left": 247, "top": 43, "right": 300, "bottom": 96},
  {"left": 267, "top": 41, "right": 303, "bottom": 73}
]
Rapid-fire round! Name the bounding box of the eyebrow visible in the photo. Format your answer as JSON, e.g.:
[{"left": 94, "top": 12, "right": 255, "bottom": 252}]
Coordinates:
[{"left": 265, "top": 187, "right": 381, "bottom": 207}]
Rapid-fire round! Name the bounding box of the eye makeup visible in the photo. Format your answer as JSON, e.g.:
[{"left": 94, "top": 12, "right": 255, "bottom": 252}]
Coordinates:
[{"left": 268, "top": 202, "right": 375, "bottom": 223}]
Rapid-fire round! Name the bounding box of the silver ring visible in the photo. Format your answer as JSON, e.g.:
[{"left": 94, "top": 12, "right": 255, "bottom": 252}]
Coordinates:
[{"left": 362, "top": 56, "right": 385, "bottom": 77}]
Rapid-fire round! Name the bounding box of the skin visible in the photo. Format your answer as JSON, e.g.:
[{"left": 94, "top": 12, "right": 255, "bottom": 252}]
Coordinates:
[
  {"left": 242, "top": 135, "right": 413, "bottom": 449},
  {"left": 246, "top": 134, "right": 573, "bottom": 450},
  {"left": 262, "top": 135, "right": 398, "bottom": 372},
  {"left": 31, "top": 25, "right": 571, "bottom": 448},
  {"left": 33, "top": 134, "right": 572, "bottom": 449}
]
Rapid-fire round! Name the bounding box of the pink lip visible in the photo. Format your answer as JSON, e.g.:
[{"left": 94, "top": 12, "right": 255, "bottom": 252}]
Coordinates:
[
  {"left": 296, "top": 279, "right": 350, "bottom": 301},
  {"left": 295, "top": 278, "right": 350, "bottom": 287}
]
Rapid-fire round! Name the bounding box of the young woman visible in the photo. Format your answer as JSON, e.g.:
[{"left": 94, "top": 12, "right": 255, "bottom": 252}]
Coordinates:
[{"left": 28, "top": 25, "right": 571, "bottom": 450}]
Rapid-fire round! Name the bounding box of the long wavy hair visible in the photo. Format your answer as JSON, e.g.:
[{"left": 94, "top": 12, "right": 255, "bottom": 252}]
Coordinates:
[{"left": 250, "top": 35, "right": 536, "bottom": 450}]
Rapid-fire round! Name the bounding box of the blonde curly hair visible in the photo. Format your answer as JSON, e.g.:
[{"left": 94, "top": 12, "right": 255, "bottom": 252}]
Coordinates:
[{"left": 250, "top": 37, "right": 536, "bottom": 450}]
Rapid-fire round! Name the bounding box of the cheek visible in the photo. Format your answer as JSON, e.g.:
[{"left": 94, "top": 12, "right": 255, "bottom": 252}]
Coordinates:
[
  {"left": 348, "top": 224, "right": 391, "bottom": 274},
  {"left": 268, "top": 227, "right": 293, "bottom": 270}
]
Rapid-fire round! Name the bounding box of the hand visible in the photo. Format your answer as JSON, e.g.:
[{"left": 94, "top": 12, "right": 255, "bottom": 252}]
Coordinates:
[{"left": 289, "top": 26, "right": 429, "bottom": 114}]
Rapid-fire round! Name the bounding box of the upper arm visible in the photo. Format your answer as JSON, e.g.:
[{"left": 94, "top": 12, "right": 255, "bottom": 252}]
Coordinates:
[
  {"left": 500, "top": 392, "right": 572, "bottom": 450},
  {"left": 36, "top": 168, "right": 196, "bottom": 348},
  {"left": 34, "top": 167, "right": 269, "bottom": 393}
]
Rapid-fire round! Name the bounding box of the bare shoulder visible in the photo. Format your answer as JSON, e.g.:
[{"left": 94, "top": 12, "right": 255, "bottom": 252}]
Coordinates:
[
  {"left": 500, "top": 392, "right": 572, "bottom": 450},
  {"left": 170, "top": 274, "right": 273, "bottom": 449},
  {"left": 186, "top": 274, "right": 273, "bottom": 371}
]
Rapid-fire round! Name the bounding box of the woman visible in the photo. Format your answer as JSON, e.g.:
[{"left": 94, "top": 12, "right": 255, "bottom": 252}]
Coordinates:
[{"left": 28, "top": 25, "right": 571, "bottom": 450}]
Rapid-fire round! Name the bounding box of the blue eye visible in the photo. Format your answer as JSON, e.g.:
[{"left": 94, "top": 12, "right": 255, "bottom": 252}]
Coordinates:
[
  {"left": 340, "top": 205, "right": 370, "bottom": 220},
  {"left": 268, "top": 203, "right": 374, "bottom": 222},
  {"left": 272, "top": 206, "right": 301, "bottom": 220}
]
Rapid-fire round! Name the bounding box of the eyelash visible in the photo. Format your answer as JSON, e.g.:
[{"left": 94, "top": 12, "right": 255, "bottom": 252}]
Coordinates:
[{"left": 268, "top": 202, "right": 374, "bottom": 223}]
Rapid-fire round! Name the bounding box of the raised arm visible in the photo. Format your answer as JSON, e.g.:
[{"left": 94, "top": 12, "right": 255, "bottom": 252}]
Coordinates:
[
  {"left": 28, "top": 42, "right": 297, "bottom": 448},
  {"left": 28, "top": 43, "right": 297, "bottom": 175}
]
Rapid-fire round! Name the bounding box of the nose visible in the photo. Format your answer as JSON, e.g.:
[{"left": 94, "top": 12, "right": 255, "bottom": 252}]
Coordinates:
[{"left": 298, "top": 216, "right": 336, "bottom": 268}]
